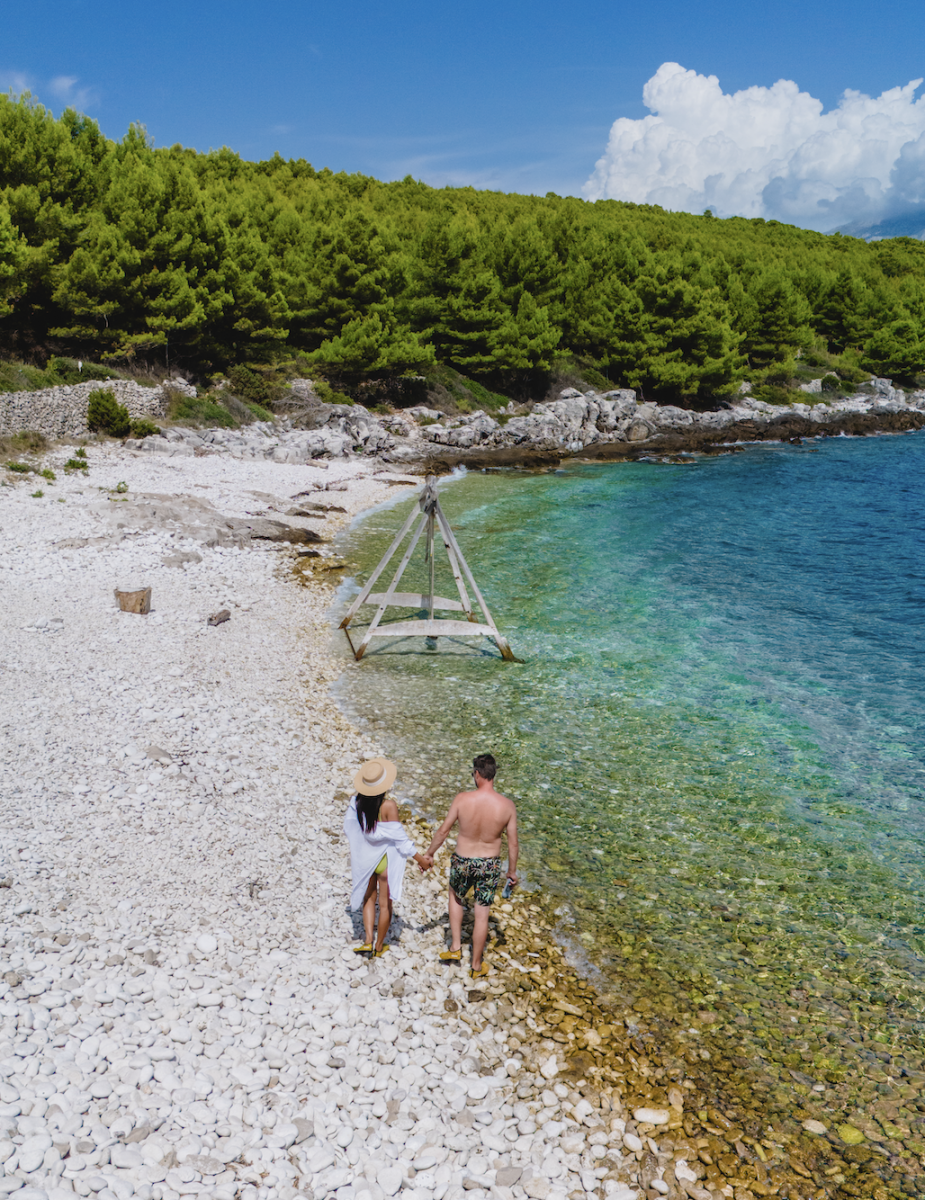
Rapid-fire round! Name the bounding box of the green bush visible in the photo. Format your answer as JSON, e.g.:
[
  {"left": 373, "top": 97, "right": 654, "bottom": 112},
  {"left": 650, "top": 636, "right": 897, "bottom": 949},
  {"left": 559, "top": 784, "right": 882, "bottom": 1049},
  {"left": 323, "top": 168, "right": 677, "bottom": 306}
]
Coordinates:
[
  {"left": 751, "top": 383, "right": 800, "bottom": 407},
  {"left": 76, "top": 447, "right": 87, "bottom": 457},
  {"left": 6, "top": 461, "right": 31, "bottom": 473},
  {"left": 64, "top": 457, "right": 89, "bottom": 471},
  {"left": 0, "top": 357, "right": 121, "bottom": 394},
  {"left": 30, "top": 489, "right": 43, "bottom": 498},
  {"left": 821, "top": 373, "right": 841, "bottom": 392},
  {"left": 87, "top": 389, "right": 131, "bottom": 437},
  {"left": 212, "top": 391, "right": 273, "bottom": 424},
  {"left": 165, "top": 389, "right": 237, "bottom": 428},
  {"left": 130, "top": 418, "right": 161, "bottom": 438},
  {"left": 314, "top": 380, "right": 353, "bottom": 407},
  {"left": 0, "top": 361, "right": 49, "bottom": 393},
  {"left": 227, "top": 365, "right": 267, "bottom": 404},
  {"left": 48, "top": 356, "right": 117, "bottom": 385},
  {"left": 835, "top": 363, "right": 869, "bottom": 385},
  {"left": 39, "top": 467, "right": 56, "bottom": 481}
]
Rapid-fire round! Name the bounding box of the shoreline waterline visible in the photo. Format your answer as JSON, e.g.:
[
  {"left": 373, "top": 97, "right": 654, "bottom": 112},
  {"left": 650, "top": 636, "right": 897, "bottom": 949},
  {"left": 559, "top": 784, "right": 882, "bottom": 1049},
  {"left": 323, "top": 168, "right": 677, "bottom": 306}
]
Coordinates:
[{"left": 330, "top": 438, "right": 925, "bottom": 1200}]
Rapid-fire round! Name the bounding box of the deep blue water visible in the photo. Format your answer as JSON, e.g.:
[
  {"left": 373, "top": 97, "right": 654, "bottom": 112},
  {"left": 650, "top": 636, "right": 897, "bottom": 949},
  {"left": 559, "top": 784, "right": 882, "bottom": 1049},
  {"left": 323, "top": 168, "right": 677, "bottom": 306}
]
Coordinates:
[{"left": 335, "top": 431, "right": 925, "bottom": 1130}]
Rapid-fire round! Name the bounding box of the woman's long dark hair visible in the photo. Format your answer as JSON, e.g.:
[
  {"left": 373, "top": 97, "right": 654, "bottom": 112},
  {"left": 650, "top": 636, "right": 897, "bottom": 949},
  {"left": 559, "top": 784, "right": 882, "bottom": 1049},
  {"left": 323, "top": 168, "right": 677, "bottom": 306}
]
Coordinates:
[{"left": 356, "top": 791, "right": 386, "bottom": 833}]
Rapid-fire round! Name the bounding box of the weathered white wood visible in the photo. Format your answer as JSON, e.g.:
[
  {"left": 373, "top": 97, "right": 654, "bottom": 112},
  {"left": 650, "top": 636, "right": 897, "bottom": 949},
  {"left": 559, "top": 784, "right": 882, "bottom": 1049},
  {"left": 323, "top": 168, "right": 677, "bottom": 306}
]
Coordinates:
[
  {"left": 342, "top": 474, "right": 515, "bottom": 662},
  {"left": 354, "top": 512, "right": 429, "bottom": 660},
  {"left": 433, "top": 509, "right": 515, "bottom": 659},
  {"left": 438, "top": 520, "right": 475, "bottom": 620},
  {"left": 367, "top": 619, "right": 500, "bottom": 639},
  {"left": 365, "top": 591, "right": 465, "bottom": 611},
  {"left": 426, "top": 511, "right": 436, "bottom": 625},
  {"left": 339, "top": 501, "right": 422, "bottom": 628},
  {"left": 434, "top": 507, "right": 501, "bottom": 634}
]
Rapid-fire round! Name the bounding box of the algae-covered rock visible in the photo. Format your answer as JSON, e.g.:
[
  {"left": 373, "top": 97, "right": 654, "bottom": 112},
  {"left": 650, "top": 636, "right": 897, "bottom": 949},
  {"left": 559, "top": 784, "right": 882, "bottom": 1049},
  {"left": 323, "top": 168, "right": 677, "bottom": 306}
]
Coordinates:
[{"left": 836, "top": 1123, "right": 865, "bottom": 1144}]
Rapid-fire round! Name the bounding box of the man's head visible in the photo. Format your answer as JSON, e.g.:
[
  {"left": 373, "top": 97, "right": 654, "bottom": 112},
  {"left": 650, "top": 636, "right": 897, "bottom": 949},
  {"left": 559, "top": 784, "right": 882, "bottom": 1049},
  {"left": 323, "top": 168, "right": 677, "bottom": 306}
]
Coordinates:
[{"left": 473, "top": 753, "right": 497, "bottom": 782}]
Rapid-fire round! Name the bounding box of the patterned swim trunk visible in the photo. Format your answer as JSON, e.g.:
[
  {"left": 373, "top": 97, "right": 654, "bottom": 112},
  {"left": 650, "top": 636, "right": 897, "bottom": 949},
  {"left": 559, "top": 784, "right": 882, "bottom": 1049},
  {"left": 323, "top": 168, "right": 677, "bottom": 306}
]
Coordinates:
[{"left": 449, "top": 853, "right": 502, "bottom": 908}]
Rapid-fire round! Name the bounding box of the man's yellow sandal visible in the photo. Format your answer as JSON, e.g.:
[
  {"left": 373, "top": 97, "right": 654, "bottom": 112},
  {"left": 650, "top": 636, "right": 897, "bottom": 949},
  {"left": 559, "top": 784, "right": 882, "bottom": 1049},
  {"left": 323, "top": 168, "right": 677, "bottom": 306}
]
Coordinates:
[
  {"left": 439, "top": 949, "right": 462, "bottom": 962},
  {"left": 470, "top": 962, "right": 490, "bottom": 979},
  {"left": 352, "top": 943, "right": 373, "bottom": 954}
]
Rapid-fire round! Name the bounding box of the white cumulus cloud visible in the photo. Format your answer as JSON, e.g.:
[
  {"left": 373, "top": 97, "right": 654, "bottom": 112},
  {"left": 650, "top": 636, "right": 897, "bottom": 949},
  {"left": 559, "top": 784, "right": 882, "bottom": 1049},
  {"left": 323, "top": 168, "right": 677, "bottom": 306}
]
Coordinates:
[{"left": 584, "top": 62, "right": 925, "bottom": 232}]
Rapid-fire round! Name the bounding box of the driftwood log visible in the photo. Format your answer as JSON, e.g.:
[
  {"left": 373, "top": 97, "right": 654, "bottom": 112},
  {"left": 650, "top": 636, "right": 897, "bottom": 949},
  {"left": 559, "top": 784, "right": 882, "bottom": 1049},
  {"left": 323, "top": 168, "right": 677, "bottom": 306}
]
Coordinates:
[{"left": 114, "top": 587, "right": 151, "bottom": 615}]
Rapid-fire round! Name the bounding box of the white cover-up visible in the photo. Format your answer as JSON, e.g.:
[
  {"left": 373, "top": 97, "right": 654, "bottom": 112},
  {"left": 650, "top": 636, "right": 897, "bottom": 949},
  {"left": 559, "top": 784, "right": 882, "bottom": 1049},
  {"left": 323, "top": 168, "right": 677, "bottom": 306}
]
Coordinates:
[{"left": 343, "top": 795, "right": 419, "bottom": 911}]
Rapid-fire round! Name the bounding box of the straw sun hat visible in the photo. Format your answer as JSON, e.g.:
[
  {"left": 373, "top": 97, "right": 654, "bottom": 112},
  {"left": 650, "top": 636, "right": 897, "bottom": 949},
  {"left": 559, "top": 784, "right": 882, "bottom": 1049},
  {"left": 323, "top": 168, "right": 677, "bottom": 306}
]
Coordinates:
[{"left": 353, "top": 757, "right": 397, "bottom": 796}]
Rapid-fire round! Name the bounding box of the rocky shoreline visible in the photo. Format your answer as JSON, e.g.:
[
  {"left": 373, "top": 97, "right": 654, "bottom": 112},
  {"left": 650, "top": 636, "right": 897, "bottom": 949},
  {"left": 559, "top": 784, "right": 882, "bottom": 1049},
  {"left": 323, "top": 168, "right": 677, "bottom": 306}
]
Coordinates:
[
  {"left": 120, "top": 377, "right": 925, "bottom": 472},
  {"left": 0, "top": 442, "right": 916, "bottom": 1200},
  {"left": 4, "top": 373, "right": 924, "bottom": 470}
]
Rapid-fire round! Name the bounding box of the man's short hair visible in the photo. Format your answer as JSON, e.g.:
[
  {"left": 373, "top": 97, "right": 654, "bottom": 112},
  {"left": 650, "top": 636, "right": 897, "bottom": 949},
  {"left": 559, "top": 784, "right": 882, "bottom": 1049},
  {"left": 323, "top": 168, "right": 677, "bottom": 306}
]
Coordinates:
[{"left": 473, "top": 753, "right": 497, "bottom": 781}]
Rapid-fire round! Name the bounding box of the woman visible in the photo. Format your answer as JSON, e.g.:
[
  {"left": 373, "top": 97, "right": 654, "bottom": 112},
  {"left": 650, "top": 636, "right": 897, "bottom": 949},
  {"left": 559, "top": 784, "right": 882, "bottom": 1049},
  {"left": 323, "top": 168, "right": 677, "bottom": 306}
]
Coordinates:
[{"left": 343, "top": 757, "right": 430, "bottom": 955}]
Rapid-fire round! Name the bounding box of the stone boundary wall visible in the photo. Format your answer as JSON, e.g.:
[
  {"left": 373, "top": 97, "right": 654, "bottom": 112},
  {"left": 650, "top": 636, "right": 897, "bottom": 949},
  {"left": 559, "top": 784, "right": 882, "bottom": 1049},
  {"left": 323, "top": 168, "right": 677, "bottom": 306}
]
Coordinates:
[{"left": 0, "top": 378, "right": 196, "bottom": 440}]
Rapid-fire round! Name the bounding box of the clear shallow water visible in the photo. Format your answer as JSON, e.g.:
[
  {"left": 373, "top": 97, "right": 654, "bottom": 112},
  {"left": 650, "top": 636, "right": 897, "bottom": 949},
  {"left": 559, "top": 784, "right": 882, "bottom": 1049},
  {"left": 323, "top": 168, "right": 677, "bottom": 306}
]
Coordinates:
[{"left": 335, "top": 434, "right": 925, "bottom": 1130}]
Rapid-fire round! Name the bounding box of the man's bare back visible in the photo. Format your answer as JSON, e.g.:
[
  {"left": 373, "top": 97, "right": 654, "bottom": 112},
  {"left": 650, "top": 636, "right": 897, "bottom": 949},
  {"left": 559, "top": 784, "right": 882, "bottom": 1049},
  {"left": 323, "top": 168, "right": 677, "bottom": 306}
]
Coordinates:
[
  {"left": 425, "top": 772, "right": 518, "bottom": 870},
  {"left": 449, "top": 785, "right": 517, "bottom": 858}
]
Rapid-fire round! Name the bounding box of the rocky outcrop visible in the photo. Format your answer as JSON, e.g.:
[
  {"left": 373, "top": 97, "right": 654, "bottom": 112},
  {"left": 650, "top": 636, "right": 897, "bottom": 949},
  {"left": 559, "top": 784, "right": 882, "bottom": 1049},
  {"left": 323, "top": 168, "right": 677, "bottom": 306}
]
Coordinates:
[
  {"left": 0, "top": 377, "right": 195, "bottom": 439},
  {"left": 13, "top": 370, "right": 924, "bottom": 465},
  {"left": 131, "top": 380, "right": 925, "bottom": 468},
  {"left": 410, "top": 378, "right": 925, "bottom": 459},
  {"left": 135, "top": 405, "right": 395, "bottom": 463}
]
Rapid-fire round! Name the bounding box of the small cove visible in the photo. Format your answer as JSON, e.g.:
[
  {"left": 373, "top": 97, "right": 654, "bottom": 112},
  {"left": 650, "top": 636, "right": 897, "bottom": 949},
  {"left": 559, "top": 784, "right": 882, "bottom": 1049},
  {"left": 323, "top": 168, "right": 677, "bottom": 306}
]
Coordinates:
[{"left": 332, "top": 433, "right": 925, "bottom": 1158}]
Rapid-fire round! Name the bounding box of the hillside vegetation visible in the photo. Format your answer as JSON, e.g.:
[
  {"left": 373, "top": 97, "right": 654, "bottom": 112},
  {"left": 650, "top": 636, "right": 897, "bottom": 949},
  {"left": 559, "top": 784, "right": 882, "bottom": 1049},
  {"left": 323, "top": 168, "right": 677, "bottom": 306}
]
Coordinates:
[{"left": 3, "top": 94, "right": 925, "bottom": 405}]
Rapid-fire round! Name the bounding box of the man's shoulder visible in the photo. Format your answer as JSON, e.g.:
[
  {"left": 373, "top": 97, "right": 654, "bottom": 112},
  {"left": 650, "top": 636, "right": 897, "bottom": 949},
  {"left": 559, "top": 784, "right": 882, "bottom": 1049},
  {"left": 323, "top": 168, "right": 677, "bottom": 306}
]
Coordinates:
[
  {"left": 452, "top": 788, "right": 479, "bottom": 804},
  {"left": 468, "top": 787, "right": 516, "bottom": 809}
]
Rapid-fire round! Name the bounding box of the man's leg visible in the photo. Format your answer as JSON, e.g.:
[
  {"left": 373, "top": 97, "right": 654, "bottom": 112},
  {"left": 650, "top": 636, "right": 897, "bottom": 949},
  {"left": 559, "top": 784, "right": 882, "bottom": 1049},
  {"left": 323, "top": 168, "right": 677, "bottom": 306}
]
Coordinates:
[
  {"left": 448, "top": 886, "right": 465, "bottom": 952},
  {"left": 471, "top": 904, "right": 491, "bottom": 971}
]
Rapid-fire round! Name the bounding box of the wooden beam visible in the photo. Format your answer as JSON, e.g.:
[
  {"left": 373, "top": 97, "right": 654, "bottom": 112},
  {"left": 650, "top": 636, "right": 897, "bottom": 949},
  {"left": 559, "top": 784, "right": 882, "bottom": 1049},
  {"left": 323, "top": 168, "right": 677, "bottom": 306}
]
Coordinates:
[
  {"left": 365, "top": 591, "right": 466, "bottom": 611},
  {"left": 434, "top": 507, "right": 516, "bottom": 660},
  {"left": 339, "top": 500, "right": 422, "bottom": 628},
  {"left": 354, "top": 511, "right": 429, "bottom": 660},
  {"left": 365, "top": 619, "right": 501, "bottom": 639}
]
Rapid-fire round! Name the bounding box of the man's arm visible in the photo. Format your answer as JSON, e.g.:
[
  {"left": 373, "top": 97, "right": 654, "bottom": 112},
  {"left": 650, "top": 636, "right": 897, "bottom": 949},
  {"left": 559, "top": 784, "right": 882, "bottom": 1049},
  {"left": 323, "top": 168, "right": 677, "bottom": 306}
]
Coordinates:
[
  {"left": 505, "top": 805, "right": 518, "bottom": 883},
  {"left": 425, "top": 797, "right": 460, "bottom": 860}
]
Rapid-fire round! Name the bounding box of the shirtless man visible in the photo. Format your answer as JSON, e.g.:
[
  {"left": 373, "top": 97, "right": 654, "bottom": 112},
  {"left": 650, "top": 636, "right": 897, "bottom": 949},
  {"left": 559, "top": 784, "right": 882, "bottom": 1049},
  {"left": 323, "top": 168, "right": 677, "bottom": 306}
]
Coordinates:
[{"left": 425, "top": 753, "right": 518, "bottom": 978}]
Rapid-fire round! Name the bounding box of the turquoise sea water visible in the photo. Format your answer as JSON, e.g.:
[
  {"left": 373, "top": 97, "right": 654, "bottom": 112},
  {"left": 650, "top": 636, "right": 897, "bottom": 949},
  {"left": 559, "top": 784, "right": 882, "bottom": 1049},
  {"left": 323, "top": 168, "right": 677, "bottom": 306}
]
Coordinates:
[{"left": 334, "top": 433, "right": 925, "bottom": 1134}]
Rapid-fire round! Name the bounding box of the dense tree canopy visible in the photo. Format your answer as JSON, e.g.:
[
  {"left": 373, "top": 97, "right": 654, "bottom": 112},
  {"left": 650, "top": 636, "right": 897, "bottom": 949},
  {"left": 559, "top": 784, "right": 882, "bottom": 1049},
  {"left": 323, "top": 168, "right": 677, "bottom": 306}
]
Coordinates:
[{"left": 3, "top": 94, "right": 925, "bottom": 400}]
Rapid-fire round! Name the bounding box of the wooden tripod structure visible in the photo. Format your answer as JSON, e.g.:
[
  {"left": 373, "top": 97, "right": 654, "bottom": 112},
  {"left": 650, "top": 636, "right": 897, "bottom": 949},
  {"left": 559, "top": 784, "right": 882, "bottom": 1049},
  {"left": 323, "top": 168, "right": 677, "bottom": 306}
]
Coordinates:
[{"left": 340, "top": 475, "right": 516, "bottom": 661}]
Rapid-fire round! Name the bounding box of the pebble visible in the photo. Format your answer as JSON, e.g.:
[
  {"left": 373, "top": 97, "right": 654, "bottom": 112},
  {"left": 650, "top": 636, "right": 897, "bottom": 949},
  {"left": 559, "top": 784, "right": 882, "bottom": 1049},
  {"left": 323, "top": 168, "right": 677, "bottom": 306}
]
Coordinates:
[{"left": 631, "top": 1107, "right": 669, "bottom": 1125}]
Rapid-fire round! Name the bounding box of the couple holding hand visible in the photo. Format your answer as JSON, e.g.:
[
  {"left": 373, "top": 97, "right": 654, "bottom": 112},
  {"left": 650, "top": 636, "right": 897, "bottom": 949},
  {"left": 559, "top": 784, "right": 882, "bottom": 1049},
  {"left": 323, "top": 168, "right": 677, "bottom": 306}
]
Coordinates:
[{"left": 343, "top": 753, "right": 518, "bottom": 979}]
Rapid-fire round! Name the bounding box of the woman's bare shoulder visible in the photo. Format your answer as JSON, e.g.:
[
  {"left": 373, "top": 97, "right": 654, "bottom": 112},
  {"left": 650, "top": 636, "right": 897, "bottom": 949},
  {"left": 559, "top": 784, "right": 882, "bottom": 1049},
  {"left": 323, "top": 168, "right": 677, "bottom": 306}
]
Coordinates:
[{"left": 380, "top": 797, "right": 400, "bottom": 821}]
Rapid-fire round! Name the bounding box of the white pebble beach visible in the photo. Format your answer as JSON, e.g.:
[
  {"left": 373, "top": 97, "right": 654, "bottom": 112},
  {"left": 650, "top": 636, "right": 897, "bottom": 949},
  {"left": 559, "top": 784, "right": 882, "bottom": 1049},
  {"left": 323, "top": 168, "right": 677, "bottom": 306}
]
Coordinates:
[{"left": 0, "top": 442, "right": 677, "bottom": 1200}]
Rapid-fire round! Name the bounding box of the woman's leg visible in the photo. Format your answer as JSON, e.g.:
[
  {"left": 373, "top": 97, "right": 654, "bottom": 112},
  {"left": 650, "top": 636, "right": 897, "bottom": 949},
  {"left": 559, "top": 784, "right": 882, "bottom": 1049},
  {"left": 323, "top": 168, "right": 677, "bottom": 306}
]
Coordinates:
[
  {"left": 361, "top": 874, "right": 378, "bottom": 945},
  {"left": 375, "top": 874, "right": 392, "bottom": 952}
]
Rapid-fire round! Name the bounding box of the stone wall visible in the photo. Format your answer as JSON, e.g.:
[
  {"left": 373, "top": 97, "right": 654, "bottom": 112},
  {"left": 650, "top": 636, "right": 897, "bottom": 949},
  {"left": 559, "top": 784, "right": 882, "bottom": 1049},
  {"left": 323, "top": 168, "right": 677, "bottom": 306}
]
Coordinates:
[{"left": 0, "top": 378, "right": 196, "bottom": 439}]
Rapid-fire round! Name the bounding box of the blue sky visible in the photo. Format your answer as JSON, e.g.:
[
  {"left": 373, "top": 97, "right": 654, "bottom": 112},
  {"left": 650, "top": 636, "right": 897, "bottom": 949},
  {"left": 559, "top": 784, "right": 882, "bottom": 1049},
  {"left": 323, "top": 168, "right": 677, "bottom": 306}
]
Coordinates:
[{"left": 3, "top": 0, "right": 925, "bottom": 224}]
